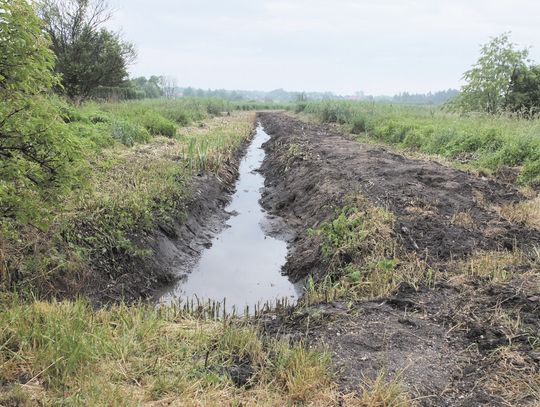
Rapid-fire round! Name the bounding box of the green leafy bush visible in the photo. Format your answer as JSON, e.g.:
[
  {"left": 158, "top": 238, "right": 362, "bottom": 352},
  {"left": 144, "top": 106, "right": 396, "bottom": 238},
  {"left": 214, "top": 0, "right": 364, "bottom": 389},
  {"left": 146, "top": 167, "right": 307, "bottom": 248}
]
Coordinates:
[
  {"left": 139, "top": 112, "right": 177, "bottom": 137},
  {"left": 0, "top": 0, "right": 86, "bottom": 224}
]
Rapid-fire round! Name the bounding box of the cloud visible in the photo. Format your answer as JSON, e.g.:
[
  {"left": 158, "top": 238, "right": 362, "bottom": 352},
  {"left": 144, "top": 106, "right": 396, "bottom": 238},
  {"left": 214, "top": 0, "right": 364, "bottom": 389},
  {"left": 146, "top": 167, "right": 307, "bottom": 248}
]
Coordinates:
[{"left": 107, "top": 0, "right": 540, "bottom": 94}]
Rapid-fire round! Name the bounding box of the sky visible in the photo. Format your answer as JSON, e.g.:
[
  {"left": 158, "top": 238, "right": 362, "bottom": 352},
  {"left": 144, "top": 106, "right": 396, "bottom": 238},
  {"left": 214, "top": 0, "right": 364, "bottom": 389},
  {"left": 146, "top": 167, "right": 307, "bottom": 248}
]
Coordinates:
[{"left": 106, "top": 0, "right": 540, "bottom": 95}]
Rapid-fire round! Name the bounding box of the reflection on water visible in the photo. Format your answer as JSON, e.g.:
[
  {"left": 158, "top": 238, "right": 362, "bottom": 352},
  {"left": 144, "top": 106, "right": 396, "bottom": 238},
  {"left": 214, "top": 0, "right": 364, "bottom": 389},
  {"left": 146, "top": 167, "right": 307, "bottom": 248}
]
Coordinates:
[{"left": 161, "top": 123, "right": 299, "bottom": 313}]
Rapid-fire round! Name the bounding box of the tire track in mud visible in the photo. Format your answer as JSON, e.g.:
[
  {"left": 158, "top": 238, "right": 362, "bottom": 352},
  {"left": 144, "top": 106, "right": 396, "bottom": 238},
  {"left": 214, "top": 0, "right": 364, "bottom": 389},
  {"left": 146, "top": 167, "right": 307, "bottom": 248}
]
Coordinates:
[{"left": 258, "top": 112, "right": 540, "bottom": 406}]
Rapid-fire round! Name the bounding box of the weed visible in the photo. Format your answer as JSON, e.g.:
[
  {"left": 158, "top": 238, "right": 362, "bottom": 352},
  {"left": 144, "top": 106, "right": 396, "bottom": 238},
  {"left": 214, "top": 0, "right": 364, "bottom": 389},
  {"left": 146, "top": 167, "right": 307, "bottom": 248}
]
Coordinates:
[
  {"left": 0, "top": 296, "right": 339, "bottom": 405},
  {"left": 342, "top": 370, "right": 413, "bottom": 406},
  {"left": 305, "top": 195, "right": 427, "bottom": 303}
]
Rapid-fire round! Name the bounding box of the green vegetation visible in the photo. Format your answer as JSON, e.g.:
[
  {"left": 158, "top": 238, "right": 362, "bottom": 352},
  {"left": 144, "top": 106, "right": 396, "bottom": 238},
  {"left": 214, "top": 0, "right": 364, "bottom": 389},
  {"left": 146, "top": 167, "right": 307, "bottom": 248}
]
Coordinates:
[
  {"left": 507, "top": 64, "right": 540, "bottom": 115},
  {"left": 0, "top": 296, "right": 337, "bottom": 406},
  {"left": 36, "top": 0, "right": 136, "bottom": 101},
  {"left": 2, "top": 110, "right": 254, "bottom": 296},
  {"left": 3, "top": 1, "right": 539, "bottom": 404},
  {"left": 296, "top": 100, "right": 540, "bottom": 185},
  {"left": 304, "top": 196, "right": 426, "bottom": 304},
  {"left": 0, "top": 0, "right": 85, "bottom": 225},
  {"left": 450, "top": 32, "right": 531, "bottom": 114},
  {"left": 0, "top": 5, "right": 340, "bottom": 405}
]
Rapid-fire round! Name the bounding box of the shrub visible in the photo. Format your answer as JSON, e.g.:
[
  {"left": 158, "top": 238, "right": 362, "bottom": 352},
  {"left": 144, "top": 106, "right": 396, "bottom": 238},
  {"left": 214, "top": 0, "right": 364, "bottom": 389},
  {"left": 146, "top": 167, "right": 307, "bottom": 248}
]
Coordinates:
[
  {"left": 110, "top": 120, "right": 150, "bottom": 146},
  {"left": 0, "top": 1, "right": 86, "bottom": 224},
  {"left": 139, "top": 112, "right": 177, "bottom": 137},
  {"left": 350, "top": 114, "right": 367, "bottom": 134}
]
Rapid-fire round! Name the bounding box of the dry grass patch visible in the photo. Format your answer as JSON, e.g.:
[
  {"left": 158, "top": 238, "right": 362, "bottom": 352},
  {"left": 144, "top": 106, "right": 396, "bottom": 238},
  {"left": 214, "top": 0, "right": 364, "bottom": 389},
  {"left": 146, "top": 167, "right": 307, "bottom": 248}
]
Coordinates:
[
  {"left": 341, "top": 371, "right": 413, "bottom": 407},
  {"left": 451, "top": 211, "right": 476, "bottom": 229},
  {"left": 451, "top": 249, "right": 527, "bottom": 282},
  {"left": 499, "top": 195, "right": 540, "bottom": 230},
  {"left": 481, "top": 347, "right": 540, "bottom": 406}
]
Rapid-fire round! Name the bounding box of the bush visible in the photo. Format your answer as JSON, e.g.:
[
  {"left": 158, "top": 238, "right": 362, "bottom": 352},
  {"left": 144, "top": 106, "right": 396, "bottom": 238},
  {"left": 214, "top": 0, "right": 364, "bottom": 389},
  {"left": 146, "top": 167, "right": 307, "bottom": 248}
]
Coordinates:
[
  {"left": 110, "top": 120, "right": 150, "bottom": 146},
  {"left": 161, "top": 109, "right": 191, "bottom": 126},
  {"left": 0, "top": 1, "right": 86, "bottom": 223},
  {"left": 350, "top": 114, "right": 367, "bottom": 134},
  {"left": 69, "top": 122, "right": 114, "bottom": 150},
  {"left": 139, "top": 112, "right": 177, "bottom": 137}
]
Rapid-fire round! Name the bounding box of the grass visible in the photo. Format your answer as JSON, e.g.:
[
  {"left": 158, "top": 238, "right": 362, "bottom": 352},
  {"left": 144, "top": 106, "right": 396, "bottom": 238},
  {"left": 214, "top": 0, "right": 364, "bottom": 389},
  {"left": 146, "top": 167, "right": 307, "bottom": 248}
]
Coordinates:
[
  {"left": 498, "top": 195, "right": 540, "bottom": 229},
  {"left": 296, "top": 100, "right": 540, "bottom": 185},
  {"left": 1, "top": 109, "right": 255, "bottom": 297},
  {"left": 345, "top": 371, "right": 413, "bottom": 407},
  {"left": 0, "top": 99, "right": 352, "bottom": 406},
  {"left": 303, "top": 195, "right": 428, "bottom": 304},
  {"left": 179, "top": 115, "right": 254, "bottom": 173},
  {"left": 481, "top": 346, "right": 540, "bottom": 405},
  {"left": 452, "top": 250, "right": 527, "bottom": 282},
  {"left": 301, "top": 192, "right": 537, "bottom": 303},
  {"left": 0, "top": 296, "right": 338, "bottom": 406}
]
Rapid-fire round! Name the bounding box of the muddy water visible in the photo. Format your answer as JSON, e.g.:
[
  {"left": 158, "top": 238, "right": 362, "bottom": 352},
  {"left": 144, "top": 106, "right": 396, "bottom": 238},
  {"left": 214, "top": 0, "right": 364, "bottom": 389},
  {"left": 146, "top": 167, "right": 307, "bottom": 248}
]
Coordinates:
[{"left": 161, "top": 124, "right": 300, "bottom": 312}]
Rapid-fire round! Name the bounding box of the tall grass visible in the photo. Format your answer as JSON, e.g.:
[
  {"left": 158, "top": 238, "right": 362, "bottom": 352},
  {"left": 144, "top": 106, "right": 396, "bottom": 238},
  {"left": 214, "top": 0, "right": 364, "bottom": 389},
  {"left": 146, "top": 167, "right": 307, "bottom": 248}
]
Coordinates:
[
  {"left": 0, "top": 296, "right": 337, "bottom": 406},
  {"left": 297, "top": 100, "right": 540, "bottom": 185}
]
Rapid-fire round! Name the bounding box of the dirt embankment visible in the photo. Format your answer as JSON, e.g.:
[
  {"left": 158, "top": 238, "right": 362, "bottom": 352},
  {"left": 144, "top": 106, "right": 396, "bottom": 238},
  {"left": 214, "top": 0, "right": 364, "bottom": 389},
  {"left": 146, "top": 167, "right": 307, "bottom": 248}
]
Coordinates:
[
  {"left": 83, "top": 136, "right": 253, "bottom": 305},
  {"left": 258, "top": 112, "right": 540, "bottom": 406},
  {"left": 259, "top": 112, "right": 539, "bottom": 280}
]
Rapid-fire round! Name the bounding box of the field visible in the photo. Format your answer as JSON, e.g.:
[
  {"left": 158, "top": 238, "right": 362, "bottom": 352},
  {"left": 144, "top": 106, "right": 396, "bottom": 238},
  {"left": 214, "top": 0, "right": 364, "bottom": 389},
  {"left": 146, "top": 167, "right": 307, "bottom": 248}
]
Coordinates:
[
  {"left": 259, "top": 111, "right": 540, "bottom": 405},
  {"left": 297, "top": 100, "right": 540, "bottom": 185},
  {"left": 4, "top": 1, "right": 540, "bottom": 405},
  {"left": 2, "top": 99, "right": 540, "bottom": 406}
]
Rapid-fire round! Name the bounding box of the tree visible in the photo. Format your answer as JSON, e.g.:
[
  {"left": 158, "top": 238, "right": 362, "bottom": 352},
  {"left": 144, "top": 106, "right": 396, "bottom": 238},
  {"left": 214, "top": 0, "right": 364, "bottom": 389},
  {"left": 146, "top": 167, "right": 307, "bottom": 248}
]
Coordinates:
[
  {"left": 0, "top": 0, "right": 84, "bottom": 223},
  {"left": 160, "top": 76, "right": 177, "bottom": 99},
  {"left": 451, "top": 33, "right": 529, "bottom": 114},
  {"left": 506, "top": 65, "right": 540, "bottom": 115},
  {"left": 36, "top": 0, "right": 135, "bottom": 101}
]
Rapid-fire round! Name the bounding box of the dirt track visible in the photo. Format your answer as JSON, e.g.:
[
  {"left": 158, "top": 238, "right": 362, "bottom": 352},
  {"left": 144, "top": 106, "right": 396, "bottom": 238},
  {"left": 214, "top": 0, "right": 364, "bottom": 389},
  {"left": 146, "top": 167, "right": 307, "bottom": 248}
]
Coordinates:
[{"left": 258, "top": 112, "right": 540, "bottom": 406}]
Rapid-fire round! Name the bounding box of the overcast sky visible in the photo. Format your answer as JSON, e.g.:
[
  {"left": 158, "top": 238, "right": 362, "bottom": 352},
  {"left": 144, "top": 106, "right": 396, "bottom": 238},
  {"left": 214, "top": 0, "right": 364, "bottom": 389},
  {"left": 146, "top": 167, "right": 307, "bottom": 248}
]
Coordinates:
[{"left": 106, "top": 0, "right": 540, "bottom": 95}]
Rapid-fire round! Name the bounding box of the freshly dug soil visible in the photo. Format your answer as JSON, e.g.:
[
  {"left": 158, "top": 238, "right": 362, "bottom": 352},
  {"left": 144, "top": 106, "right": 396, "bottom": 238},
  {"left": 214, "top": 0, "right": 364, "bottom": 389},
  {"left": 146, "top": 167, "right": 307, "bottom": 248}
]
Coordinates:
[
  {"left": 258, "top": 112, "right": 540, "bottom": 406},
  {"left": 259, "top": 112, "right": 540, "bottom": 281}
]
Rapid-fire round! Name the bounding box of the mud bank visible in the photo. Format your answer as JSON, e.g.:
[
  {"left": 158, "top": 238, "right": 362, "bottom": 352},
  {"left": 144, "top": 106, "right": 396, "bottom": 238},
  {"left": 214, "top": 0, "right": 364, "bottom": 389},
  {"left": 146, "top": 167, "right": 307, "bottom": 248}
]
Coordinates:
[
  {"left": 86, "top": 133, "right": 252, "bottom": 305},
  {"left": 258, "top": 112, "right": 540, "bottom": 406},
  {"left": 259, "top": 112, "right": 540, "bottom": 281}
]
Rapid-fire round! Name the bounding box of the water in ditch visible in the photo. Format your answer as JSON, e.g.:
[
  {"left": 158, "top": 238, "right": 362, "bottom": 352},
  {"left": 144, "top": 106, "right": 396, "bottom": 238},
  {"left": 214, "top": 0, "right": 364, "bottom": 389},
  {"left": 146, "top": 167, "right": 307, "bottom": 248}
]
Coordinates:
[{"left": 161, "top": 123, "right": 300, "bottom": 313}]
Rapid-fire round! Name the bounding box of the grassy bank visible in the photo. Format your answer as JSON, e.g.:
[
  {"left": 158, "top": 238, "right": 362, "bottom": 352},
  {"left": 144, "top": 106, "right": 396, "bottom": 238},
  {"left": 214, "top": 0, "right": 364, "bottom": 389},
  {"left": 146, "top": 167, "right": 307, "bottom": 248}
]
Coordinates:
[
  {"left": 303, "top": 193, "right": 539, "bottom": 305},
  {"left": 296, "top": 101, "right": 540, "bottom": 185},
  {"left": 1, "top": 98, "right": 255, "bottom": 299},
  {"left": 1, "top": 100, "right": 352, "bottom": 406},
  {"left": 0, "top": 296, "right": 337, "bottom": 406},
  {"left": 0, "top": 99, "right": 347, "bottom": 405}
]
